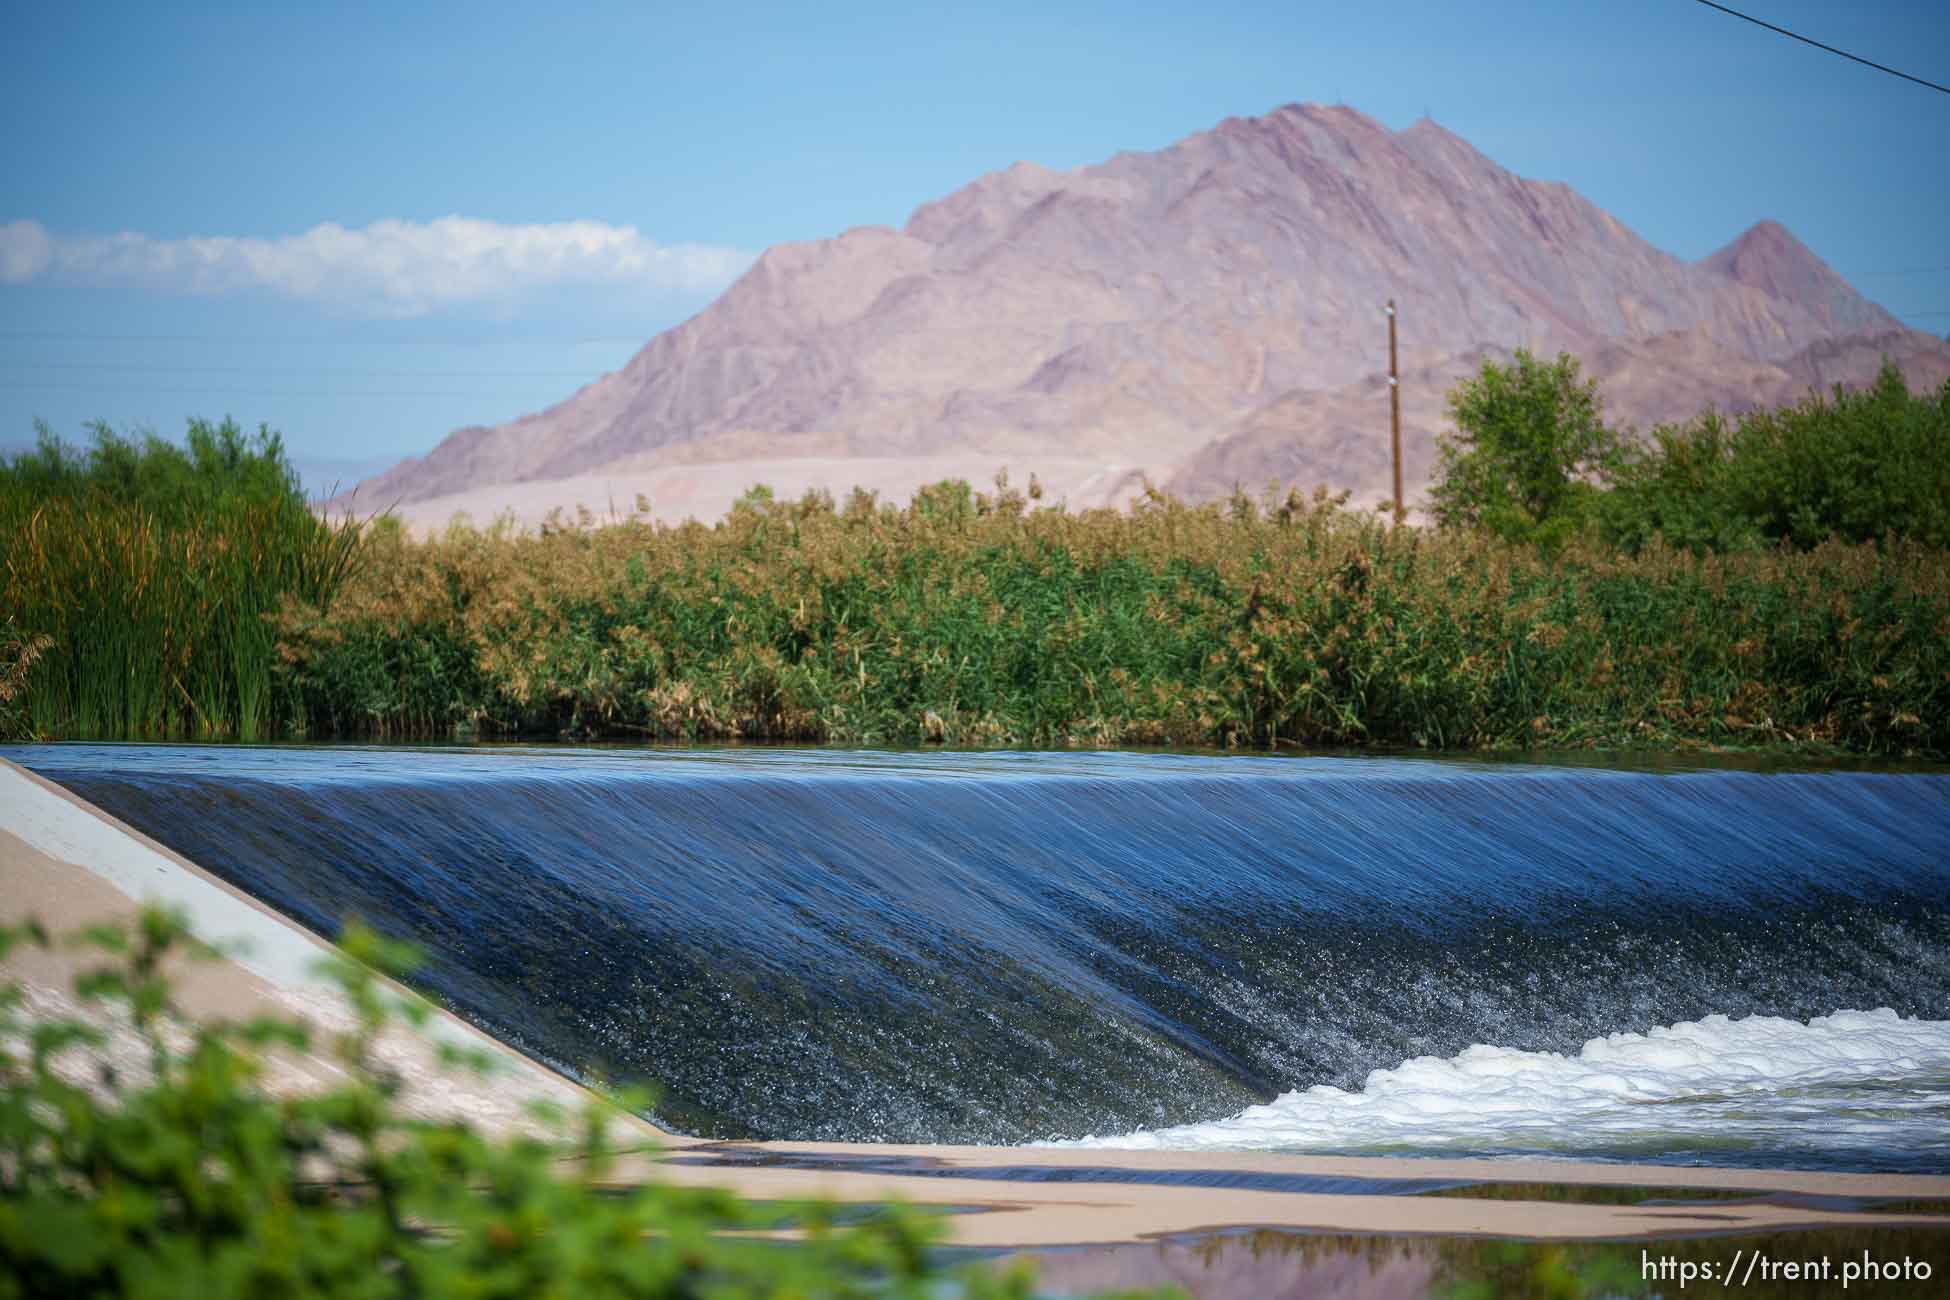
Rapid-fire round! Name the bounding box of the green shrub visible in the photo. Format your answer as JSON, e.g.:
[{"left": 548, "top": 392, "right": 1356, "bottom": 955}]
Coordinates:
[
  {"left": 1434, "top": 354, "right": 1950, "bottom": 556},
  {"left": 1596, "top": 411, "right": 1765, "bottom": 555},
  {"left": 0, "top": 907, "right": 1155, "bottom": 1300},
  {"left": 1726, "top": 362, "right": 1950, "bottom": 548},
  {"left": 1599, "top": 362, "right": 1950, "bottom": 554}
]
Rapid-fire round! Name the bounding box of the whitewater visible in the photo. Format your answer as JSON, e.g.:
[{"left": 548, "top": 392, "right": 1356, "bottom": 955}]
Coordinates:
[{"left": 1054, "top": 1008, "right": 1950, "bottom": 1167}]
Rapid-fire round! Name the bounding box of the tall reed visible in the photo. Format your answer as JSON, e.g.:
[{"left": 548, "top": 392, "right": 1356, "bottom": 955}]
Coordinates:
[
  {"left": 0, "top": 618, "right": 51, "bottom": 742},
  {"left": 1, "top": 419, "right": 360, "bottom": 740}
]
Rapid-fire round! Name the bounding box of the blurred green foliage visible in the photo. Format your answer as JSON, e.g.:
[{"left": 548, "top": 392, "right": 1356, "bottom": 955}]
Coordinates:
[
  {"left": 1434, "top": 1240, "right": 1642, "bottom": 1300},
  {"left": 0, "top": 907, "right": 1166, "bottom": 1299}
]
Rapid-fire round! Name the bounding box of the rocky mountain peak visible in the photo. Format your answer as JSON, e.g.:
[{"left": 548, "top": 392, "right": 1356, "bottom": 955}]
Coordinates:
[
  {"left": 1702, "top": 220, "right": 1895, "bottom": 335},
  {"left": 337, "top": 104, "right": 1932, "bottom": 519}
]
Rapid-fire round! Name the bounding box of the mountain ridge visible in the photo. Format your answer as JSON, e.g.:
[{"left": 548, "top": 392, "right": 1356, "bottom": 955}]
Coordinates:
[{"left": 340, "top": 102, "right": 1935, "bottom": 518}]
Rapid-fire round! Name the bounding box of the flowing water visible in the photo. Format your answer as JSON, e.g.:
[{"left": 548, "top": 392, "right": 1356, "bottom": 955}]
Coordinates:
[{"left": 9, "top": 744, "right": 1949, "bottom": 1171}]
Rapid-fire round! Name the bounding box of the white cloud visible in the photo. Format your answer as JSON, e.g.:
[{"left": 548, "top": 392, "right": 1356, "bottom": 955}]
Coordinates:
[
  {"left": 1, "top": 215, "right": 752, "bottom": 315},
  {"left": 0, "top": 220, "right": 54, "bottom": 282}
]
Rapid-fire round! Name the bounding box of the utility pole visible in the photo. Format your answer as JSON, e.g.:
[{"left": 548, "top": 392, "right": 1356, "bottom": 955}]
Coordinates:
[{"left": 1386, "top": 299, "right": 1403, "bottom": 525}]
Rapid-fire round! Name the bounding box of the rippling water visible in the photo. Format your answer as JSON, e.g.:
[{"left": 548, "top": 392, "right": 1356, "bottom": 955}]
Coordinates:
[{"left": 10, "top": 744, "right": 1949, "bottom": 1170}]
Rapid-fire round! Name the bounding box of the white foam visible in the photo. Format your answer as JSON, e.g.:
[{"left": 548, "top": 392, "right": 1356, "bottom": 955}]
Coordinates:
[{"left": 1048, "top": 1010, "right": 1950, "bottom": 1159}]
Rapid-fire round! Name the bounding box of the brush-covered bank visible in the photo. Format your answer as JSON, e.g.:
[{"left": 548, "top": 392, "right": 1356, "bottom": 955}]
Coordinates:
[
  {"left": 4, "top": 388, "right": 1947, "bottom": 757},
  {"left": 272, "top": 481, "right": 1948, "bottom": 756}
]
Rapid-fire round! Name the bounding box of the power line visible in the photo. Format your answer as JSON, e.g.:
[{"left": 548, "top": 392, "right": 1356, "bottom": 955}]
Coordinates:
[{"left": 1693, "top": 1, "right": 1950, "bottom": 95}]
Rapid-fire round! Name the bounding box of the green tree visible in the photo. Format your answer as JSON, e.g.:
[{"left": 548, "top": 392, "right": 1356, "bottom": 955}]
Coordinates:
[{"left": 1428, "top": 350, "right": 1620, "bottom": 545}]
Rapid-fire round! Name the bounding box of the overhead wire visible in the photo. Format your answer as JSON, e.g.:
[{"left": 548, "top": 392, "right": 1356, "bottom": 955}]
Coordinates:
[{"left": 1692, "top": 0, "right": 1950, "bottom": 95}]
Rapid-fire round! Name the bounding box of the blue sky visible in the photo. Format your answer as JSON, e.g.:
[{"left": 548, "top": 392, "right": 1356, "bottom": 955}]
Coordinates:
[{"left": 3, "top": 0, "right": 1946, "bottom": 477}]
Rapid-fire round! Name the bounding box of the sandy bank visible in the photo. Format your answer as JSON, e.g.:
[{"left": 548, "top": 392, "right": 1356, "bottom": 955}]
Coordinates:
[{"left": 5, "top": 755, "right": 1947, "bottom": 1252}]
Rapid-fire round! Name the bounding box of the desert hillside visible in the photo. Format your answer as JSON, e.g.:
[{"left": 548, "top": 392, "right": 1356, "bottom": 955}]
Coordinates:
[{"left": 337, "top": 103, "right": 1947, "bottom": 527}]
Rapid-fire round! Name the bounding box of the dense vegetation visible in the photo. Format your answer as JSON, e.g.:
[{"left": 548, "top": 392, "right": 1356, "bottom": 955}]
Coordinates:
[
  {"left": 1603, "top": 360, "right": 1950, "bottom": 553},
  {"left": 268, "top": 483, "right": 1945, "bottom": 755},
  {"left": 0, "top": 420, "right": 359, "bottom": 741},
  {"left": 1432, "top": 351, "right": 1950, "bottom": 554},
  {"left": 4, "top": 357, "right": 1946, "bottom": 756},
  {"left": 0, "top": 908, "right": 1101, "bottom": 1299}
]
